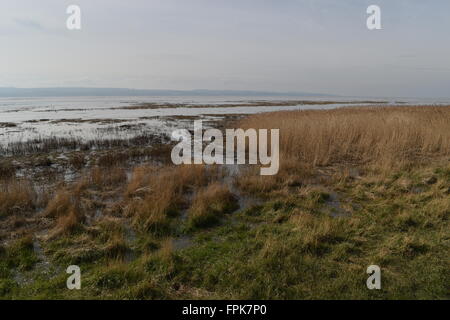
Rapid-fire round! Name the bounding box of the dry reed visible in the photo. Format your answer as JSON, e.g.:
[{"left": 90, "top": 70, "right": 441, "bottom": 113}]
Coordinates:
[{"left": 240, "top": 106, "right": 450, "bottom": 171}]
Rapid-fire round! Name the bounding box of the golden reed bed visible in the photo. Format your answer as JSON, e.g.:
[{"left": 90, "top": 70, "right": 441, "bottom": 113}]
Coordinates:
[{"left": 240, "top": 105, "right": 450, "bottom": 171}]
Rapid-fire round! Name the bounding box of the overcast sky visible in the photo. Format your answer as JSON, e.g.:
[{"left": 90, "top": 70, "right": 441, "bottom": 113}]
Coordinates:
[{"left": 1, "top": 0, "right": 449, "bottom": 98}]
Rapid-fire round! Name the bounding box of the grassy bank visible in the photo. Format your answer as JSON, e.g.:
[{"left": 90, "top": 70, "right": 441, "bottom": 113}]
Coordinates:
[{"left": 0, "top": 105, "right": 449, "bottom": 299}]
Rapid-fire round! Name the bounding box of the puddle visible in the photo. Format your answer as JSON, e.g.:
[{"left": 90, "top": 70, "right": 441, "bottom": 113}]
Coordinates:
[
  {"left": 85, "top": 209, "right": 104, "bottom": 226},
  {"left": 33, "top": 239, "right": 52, "bottom": 275},
  {"left": 123, "top": 222, "right": 137, "bottom": 262},
  {"left": 223, "top": 165, "right": 262, "bottom": 212},
  {"left": 325, "top": 191, "right": 351, "bottom": 218},
  {"left": 124, "top": 222, "right": 137, "bottom": 243},
  {"left": 13, "top": 238, "right": 54, "bottom": 286},
  {"left": 64, "top": 169, "right": 77, "bottom": 182},
  {"left": 172, "top": 236, "right": 193, "bottom": 251}
]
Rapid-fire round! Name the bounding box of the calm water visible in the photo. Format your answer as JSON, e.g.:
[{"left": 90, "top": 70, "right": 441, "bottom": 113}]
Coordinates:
[{"left": 0, "top": 95, "right": 447, "bottom": 146}]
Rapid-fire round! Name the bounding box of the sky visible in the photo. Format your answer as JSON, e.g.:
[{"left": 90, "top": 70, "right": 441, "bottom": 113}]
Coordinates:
[{"left": 0, "top": 0, "right": 450, "bottom": 98}]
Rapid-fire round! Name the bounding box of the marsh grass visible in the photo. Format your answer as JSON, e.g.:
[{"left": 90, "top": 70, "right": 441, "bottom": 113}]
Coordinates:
[
  {"left": 0, "top": 178, "right": 36, "bottom": 217},
  {"left": 52, "top": 205, "right": 84, "bottom": 237},
  {"left": 188, "top": 183, "right": 239, "bottom": 229},
  {"left": 0, "top": 133, "right": 163, "bottom": 156},
  {"left": 68, "top": 153, "right": 86, "bottom": 170},
  {"left": 1, "top": 236, "right": 38, "bottom": 272},
  {"left": 125, "top": 164, "right": 223, "bottom": 233},
  {"left": 43, "top": 165, "right": 129, "bottom": 238},
  {"left": 0, "top": 161, "right": 16, "bottom": 180},
  {"left": 1, "top": 105, "right": 449, "bottom": 300},
  {"left": 240, "top": 105, "right": 450, "bottom": 170},
  {"left": 91, "top": 167, "right": 127, "bottom": 188},
  {"left": 44, "top": 190, "right": 75, "bottom": 218}
]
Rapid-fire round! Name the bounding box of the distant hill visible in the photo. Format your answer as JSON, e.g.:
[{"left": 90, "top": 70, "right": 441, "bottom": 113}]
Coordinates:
[{"left": 0, "top": 87, "right": 337, "bottom": 98}]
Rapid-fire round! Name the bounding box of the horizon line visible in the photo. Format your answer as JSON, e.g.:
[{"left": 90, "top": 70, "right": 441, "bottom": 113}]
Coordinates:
[{"left": 0, "top": 87, "right": 449, "bottom": 100}]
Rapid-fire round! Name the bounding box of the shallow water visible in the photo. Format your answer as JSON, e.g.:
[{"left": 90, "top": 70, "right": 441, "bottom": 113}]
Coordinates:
[{"left": 0, "top": 95, "right": 447, "bottom": 147}]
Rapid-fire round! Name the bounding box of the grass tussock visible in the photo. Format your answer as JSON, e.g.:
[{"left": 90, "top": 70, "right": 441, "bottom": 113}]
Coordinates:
[
  {"left": 125, "top": 165, "right": 223, "bottom": 232},
  {"left": 235, "top": 158, "right": 310, "bottom": 196},
  {"left": 0, "top": 161, "right": 16, "bottom": 180},
  {"left": 43, "top": 165, "right": 130, "bottom": 238},
  {"left": 52, "top": 204, "right": 84, "bottom": 237},
  {"left": 288, "top": 212, "right": 346, "bottom": 254},
  {"left": 97, "top": 152, "right": 130, "bottom": 167},
  {"left": 0, "top": 179, "right": 36, "bottom": 217},
  {"left": 45, "top": 187, "right": 86, "bottom": 238},
  {"left": 44, "top": 190, "right": 74, "bottom": 218},
  {"left": 102, "top": 225, "right": 129, "bottom": 261},
  {"left": 68, "top": 153, "right": 86, "bottom": 169},
  {"left": 126, "top": 164, "right": 217, "bottom": 198},
  {"left": 91, "top": 167, "right": 127, "bottom": 188},
  {"left": 188, "top": 183, "right": 238, "bottom": 229},
  {"left": 44, "top": 188, "right": 84, "bottom": 237},
  {"left": 0, "top": 235, "right": 38, "bottom": 273}
]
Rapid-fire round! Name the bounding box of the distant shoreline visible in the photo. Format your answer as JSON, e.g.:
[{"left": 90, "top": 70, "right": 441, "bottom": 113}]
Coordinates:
[{"left": 0, "top": 87, "right": 338, "bottom": 98}]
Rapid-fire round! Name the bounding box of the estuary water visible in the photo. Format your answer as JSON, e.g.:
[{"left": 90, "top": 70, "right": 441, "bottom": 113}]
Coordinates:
[{"left": 0, "top": 95, "right": 447, "bottom": 147}]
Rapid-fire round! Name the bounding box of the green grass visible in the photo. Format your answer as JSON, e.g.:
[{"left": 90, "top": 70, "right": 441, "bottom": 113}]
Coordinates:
[{"left": 0, "top": 164, "right": 448, "bottom": 299}]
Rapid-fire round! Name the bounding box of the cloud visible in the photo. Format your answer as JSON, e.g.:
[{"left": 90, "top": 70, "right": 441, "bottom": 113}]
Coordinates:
[{"left": 1, "top": 0, "right": 450, "bottom": 97}]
